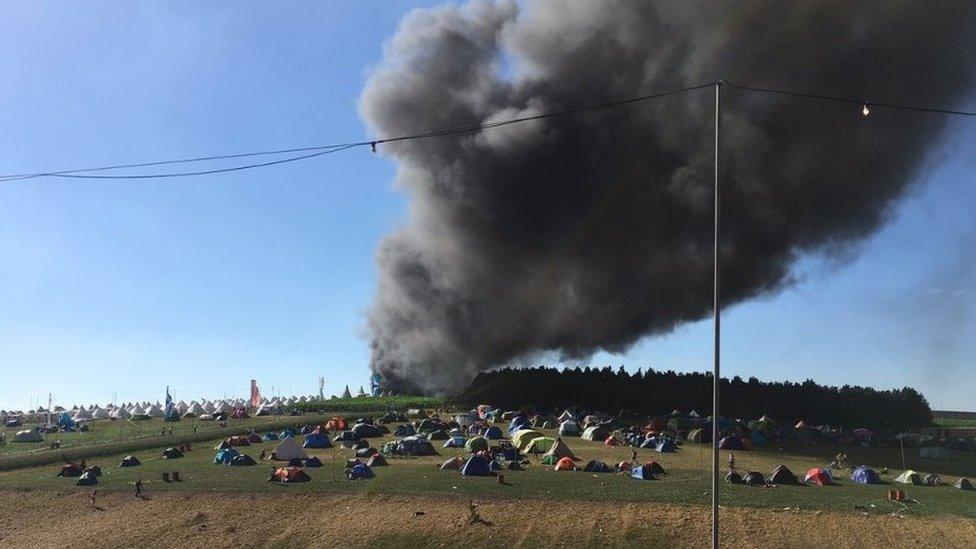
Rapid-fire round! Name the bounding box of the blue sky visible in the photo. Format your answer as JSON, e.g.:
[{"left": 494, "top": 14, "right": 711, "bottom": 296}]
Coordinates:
[{"left": 1, "top": 2, "right": 973, "bottom": 411}]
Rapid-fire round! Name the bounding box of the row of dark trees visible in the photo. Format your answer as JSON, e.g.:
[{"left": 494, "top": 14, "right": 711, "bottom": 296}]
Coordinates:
[{"left": 455, "top": 366, "right": 932, "bottom": 430}]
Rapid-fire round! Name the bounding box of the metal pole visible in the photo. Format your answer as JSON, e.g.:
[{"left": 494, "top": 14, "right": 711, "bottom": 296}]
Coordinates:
[{"left": 711, "top": 80, "right": 723, "bottom": 549}]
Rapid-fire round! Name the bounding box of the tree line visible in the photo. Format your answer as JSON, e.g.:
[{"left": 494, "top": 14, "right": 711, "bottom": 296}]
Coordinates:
[{"left": 455, "top": 366, "right": 932, "bottom": 430}]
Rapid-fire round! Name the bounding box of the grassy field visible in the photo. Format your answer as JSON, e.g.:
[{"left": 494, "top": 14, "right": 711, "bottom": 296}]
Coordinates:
[
  {"left": 2, "top": 422, "right": 975, "bottom": 518},
  {"left": 932, "top": 417, "right": 976, "bottom": 429}
]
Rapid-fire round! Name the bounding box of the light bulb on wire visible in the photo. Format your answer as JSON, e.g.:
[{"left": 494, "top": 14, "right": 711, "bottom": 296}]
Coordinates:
[{"left": 861, "top": 103, "right": 870, "bottom": 117}]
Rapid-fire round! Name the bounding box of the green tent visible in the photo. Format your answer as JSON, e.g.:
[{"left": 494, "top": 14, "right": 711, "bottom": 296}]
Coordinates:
[
  {"left": 687, "top": 428, "right": 710, "bottom": 443},
  {"left": 541, "top": 454, "right": 558, "bottom": 465},
  {"left": 523, "top": 436, "right": 556, "bottom": 454},
  {"left": 894, "top": 470, "right": 922, "bottom": 485},
  {"left": 512, "top": 429, "right": 543, "bottom": 450},
  {"left": 464, "top": 436, "right": 489, "bottom": 453},
  {"left": 581, "top": 425, "right": 610, "bottom": 441}
]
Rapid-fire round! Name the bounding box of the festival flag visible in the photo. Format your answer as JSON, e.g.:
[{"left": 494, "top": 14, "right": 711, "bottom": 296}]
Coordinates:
[{"left": 250, "top": 379, "right": 261, "bottom": 408}]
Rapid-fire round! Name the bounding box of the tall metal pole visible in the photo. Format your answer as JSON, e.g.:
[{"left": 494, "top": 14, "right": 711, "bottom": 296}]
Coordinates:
[{"left": 711, "top": 80, "right": 723, "bottom": 549}]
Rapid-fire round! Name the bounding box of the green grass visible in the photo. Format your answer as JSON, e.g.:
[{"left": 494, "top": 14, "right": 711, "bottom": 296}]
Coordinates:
[
  {"left": 0, "top": 396, "right": 443, "bottom": 467},
  {"left": 932, "top": 417, "right": 976, "bottom": 429},
  {"left": 2, "top": 423, "right": 975, "bottom": 518}
]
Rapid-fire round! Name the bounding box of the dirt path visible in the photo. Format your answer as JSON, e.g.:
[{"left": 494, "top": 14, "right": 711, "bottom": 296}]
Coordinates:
[{"left": 0, "top": 490, "right": 972, "bottom": 548}]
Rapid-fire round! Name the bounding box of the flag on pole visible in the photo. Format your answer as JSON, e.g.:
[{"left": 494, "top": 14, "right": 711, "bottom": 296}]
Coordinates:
[
  {"left": 250, "top": 379, "right": 261, "bottom": 408},
  {"left": 165, "top": 386, "right": 174, "bottom": 417}
]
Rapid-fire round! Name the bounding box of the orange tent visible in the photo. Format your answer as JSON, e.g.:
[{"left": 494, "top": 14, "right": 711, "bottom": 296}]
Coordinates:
[
  {"left": 324, "top": 417, "right": 348, "bottom": 431},
  {"left": 554, "top": 457, "right": 577, "bottom": 471},
  {"left": 272, "top": 466, "right": 310, "bottom": 483}
]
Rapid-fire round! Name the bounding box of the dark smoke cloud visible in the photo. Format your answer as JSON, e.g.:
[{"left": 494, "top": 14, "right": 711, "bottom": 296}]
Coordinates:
[{"left": 360, "top": 0, "right": 976, "bottom": 394}]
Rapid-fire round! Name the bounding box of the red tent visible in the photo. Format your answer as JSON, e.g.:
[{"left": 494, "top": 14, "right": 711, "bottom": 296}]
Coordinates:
[
  {"left": 226, "top": 435, "right": 251, "bottom": 446},
  {"left": 604, "top": 436, "right": 621, "bottom": 447},
  {"left": 804, "top": 468, "right": 831, "bottom": 486},
  {"left": 554, "top": 457, "right": 577, "bottom": 471},
  {"left": 324, "top": 417, "right": 348, "bottom": 431}
]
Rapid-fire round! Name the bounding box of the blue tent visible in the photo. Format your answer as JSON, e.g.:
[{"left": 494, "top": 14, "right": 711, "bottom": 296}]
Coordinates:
[
  {"left": 460, "top": 455, "right": 494, "bottom": 476},
  {"left": 631, "top": 464, "right": 657, "bottom": 480},
  {"left": 348, "top": 463, "right": 374, "bottom": 480},
  {"left": 484, "top": 426, "right": 503, "bottom": 440},
  {"left": 443, "top": 436, "right": 467, "bottom": 448},
  {"left": 508, "top": 416, "right": 529, "bottom": 434},
  {"left": 263, "top": 431, "right": 279, "bottom": 441},
  {"left": 280, "top": 428, "right": 296, "bottom": 439},
  {"left": 851, "top": 465, "right": 880, "bottom": 485},
  {"left": 501, "top": 446, "right": 519, "bottom": 461},
  {"left": 656, "top": 439, "right": 677, "bottom": 453},
  {"left": 57, "top": 412, "right": 75, "bottom": 429},
  {"left": 303, "top": 432, "right": 332, "bottom": 448},
  {"left": 214, "top": 448, "right": 239, "bottom": 465},
  {"left": 640, "top": 437, "right": 658, "bottom": 449}
]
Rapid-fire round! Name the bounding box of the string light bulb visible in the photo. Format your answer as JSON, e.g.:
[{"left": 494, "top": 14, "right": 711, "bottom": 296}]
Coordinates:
[{"left": 861, "top": 103, "right": 870, "bottom": 117}]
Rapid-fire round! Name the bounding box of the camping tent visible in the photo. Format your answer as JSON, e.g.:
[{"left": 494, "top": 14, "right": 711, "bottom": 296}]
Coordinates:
[
  {"left": 511, "top": 429, "right": 543, "bottom": 450},
  {"left": 770, "top": 465, "right": 799, "bottom": 485},
  {"left": 543, "top": 438, "right": 577, "bottom": 461},
  {"left": 440, "top": 457, "right": 464, "bottom": 470},
  {"left": 743, "top": 471, "right": 765, "bottom": 486},
  {"left": 348, "top": 463, "right": 374, "bottom": 480},
  {"left": 522, "top": 436, "right": 555, "bottom": 454},
  {"left": 554, "top": 457, "right": 577, "bottom": 471},
  {"left": 656, "top": 439, "right": 677, "bottom": 453},
  {"left": 14, "top": 429, "right": 43, "bottom": 443},
  {"left": 583, "top": 459, "right": 612, "bottom": 473},
  {"left": 557, "top": 420, "right": 580, "bottom": 437},
  {"left": 396, "top": 436, "right": 437, "bottom": 456},
  {"left": 270, "top": 467, "right": 310, "bottom": 483},
  {"left": 214, "top": 448, "right": 240, "bottom": 465},
  {"left": 894, "top": 470, "right": 922, "bottom": 485},
  {"left": 76, "top": 471, "right": 98, "bottom": 486},
  {"left": 162, "top": 447, "right": 183, "bottom": 459},
  {"left": 464, "top": 436, "right": 489, "bottom": 453},
  {"left": 955, "top": 477, "right": 974, "bottom": 490},
  {"left": 687, "top": 429, "right": 710, "bottom": 443},
  {"left": 460, "top": 455, "right": 494, "bottom": 476},
  {"left": 718, "top": 436, "right": 744, "bottom": 450},
  {"left": 272, "top": 436, "right": 308, "bottom": 461},
  {"left": 443, "top": 436, "right": 467, "bottom": 448},
  {"left": 804, "top": 468, "right": 831, "bottom": 486},
  {"left": 581, "top": 425, "right": 610, "bottom": 441},
  {"left": 303, "top": 432, "right": 332, "bottom": 449},
  {"left": 58, "top": 463, "right": 82, "bottom": 477},
  {"left": 624, "top": 461, "right": 664, "bottom": 480},
  {"left": 851, "top": 465, "right": 879, "bottom": 485},
  {"left": 119, "top": 455, "right": 141, "bottom": 467},
  {"left": 366, "top": 454, "right": 387, "bottom": 467},
  {"left": 483, "top": 426, "right": 503, "bottom": 440},
  {"left": 394, "top": 424, "right": 416, "bottom": 437},
  {"left": 352, "top": 423, "right": 383, "bottom": 438},
  {"left": 231, "top": 454, "right": 256, "bottom": 466}
]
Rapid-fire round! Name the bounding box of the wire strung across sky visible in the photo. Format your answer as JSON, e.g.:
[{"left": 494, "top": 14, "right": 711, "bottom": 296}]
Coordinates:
[{"left": 1, "top": 80, "right": 973, "bottom": 183}]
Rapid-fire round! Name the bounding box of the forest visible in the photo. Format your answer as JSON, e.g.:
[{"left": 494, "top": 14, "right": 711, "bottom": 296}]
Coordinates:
[{"left": 455, "top": 366, "right": 932, "bottom": 430}]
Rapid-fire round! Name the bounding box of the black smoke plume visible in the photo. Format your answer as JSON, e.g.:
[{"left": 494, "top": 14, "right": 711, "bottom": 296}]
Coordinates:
[{"left": 360, "top": 0, "right": 976, "bottom": 394}]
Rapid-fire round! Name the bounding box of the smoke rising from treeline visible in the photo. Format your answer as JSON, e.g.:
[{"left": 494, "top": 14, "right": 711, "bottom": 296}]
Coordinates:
[{"left": 360, "top": 0, "right": 976, "bottom": 393}]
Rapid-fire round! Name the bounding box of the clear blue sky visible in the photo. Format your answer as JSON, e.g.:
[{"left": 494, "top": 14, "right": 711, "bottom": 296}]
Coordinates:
[{"left": 1, "top": 2, "right": 973, "bottom": 411}]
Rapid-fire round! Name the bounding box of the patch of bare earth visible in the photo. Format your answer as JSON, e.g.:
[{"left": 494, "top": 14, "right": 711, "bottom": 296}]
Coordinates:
[{"left": 0, "top": 490, "right": 972, "bottom": 548}]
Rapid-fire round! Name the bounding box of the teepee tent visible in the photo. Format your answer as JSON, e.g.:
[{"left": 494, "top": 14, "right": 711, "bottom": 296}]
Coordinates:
[{"left": 272, "top": 436, "right": 307, "bottom": 461}]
